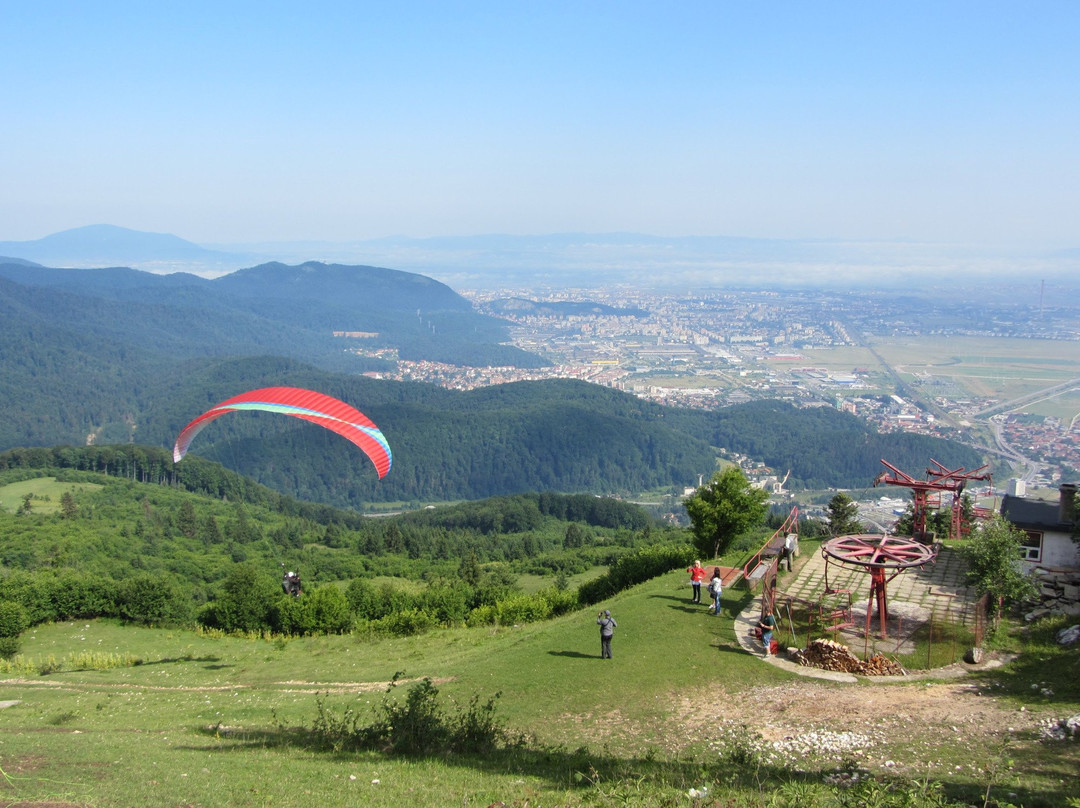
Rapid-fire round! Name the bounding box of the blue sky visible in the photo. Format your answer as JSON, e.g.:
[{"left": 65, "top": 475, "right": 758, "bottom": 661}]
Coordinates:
[{"left": 3, "top": 1, "right": 1078, "bottom": 247}]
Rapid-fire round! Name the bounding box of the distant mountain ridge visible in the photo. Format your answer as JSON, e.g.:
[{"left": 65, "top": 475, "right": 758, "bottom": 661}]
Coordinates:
[
  {"left": 0, "top": 258, "right": 536, "bottom": 366},
  {"left": 6, "top": 225, "right": 1078, "bottom": 288},
  {"left": 0, "top": 224, "right": 252, "bottom": 275}
]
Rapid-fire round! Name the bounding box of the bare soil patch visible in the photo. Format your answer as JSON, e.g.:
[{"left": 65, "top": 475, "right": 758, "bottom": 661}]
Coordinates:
[{"left": 669, "top": 677, "right": 1043, "bottom": 770}]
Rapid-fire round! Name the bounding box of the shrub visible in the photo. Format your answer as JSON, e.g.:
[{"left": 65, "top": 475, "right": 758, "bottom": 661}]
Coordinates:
[
  {"left": 304, "top": 675, "right": 510, "bottom": 756},
  {"left": 494, "top": 594, "right": 552, "bottom": 625},
  {"left": 268, "top": 595, "right": 310, "bottom": 636},
  {"left": 537, "top": 585, "right": 580, "bottom": 616},
  {"left": 305, "top": 586, "right": 352, "bottom": 635},
  {"left": 50, "top": 570, "right": 113, "bottom": 620},
  {"left": 424, "top": 580, "right": 472, "bottom": 626},
  {"left": 369, "top": 608, "right": 435, "bottom": 637},
  {"left": 0, "top": 571, "right": 58, "bottom": 625},
  {"left": 962, "top": 515, "right": 1038, "bottom": 615},
  {"left": 345, "top": 578, "right": 379, "bottom": 618},
  {"left": 579, "top": 543, "right": 695, "bottom": 604},
  {"left": 465, "top": 588, "right": 577, "bottom": 627},
  {"left": 115, "top": 572, "right": 193, "bottom": 626},
  {"left": 465, "top": 604, "right": 497, "bottom": 627},
  {"left": 379, "top": 677, "right": 448, "bottom": 754},
  {"left": 0, "top": 636, "right": 21, "bottom": 660},
  {"left": 199, "top": 563, "right": 279, "bottom": 633},
  {"left": 0, "top": 600, "right": 30, "bottom": 638}
]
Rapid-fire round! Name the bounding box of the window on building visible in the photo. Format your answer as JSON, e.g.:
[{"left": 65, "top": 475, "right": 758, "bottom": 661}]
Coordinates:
[{"left": 1020, "top": 530, "right": 1043, "bottom": 562}]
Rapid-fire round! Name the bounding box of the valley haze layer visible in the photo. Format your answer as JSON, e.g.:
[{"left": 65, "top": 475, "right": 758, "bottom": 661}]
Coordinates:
[{"left": 2, "top": 224, "right": 1077, "bottom": 292}]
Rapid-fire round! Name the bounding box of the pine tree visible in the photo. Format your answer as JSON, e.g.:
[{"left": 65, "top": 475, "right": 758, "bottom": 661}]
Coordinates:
[{"left": 825, "top": 493, "right": 863, "bottom": 536}]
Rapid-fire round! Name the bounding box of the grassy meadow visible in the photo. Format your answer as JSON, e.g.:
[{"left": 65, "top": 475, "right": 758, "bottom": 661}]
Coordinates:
[
  {"left": 2, "top": 567, "right": 1078, "bottom": 808},
  {"left": 0, "top": 478, "right": 103, "bottom": 515}
]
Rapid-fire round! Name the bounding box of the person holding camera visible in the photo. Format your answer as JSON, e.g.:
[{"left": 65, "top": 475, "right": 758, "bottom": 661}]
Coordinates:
[{"left": 597, "top": 609, "right": 617, "bottom": 659}]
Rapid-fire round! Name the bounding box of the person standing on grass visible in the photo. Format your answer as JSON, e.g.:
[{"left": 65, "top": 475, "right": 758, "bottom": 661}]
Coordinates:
[
  {"left": 597, "top": 609, "right": 617, "bottom": 658},
  {"left": 687, "top": 560, "right": 706, "bottom": 604},
  {"left": 709, "top": 567, "right": 723, "bottom": 616}
]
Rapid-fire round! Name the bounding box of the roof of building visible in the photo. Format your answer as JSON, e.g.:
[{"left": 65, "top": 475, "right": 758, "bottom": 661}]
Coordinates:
[{"left": 1000, "top": 494, "right": 1070, "bottom": 531}]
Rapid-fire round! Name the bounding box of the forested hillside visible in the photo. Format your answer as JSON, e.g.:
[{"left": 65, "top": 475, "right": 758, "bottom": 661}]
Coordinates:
[
  {"left": 0, "top": 259, "right": 544, "bottom": 448},
  {"left": 666, "top": 399, "right": 985, "bottom": 491},
  {"left": 0, "top": 260, "right": 986, "bottom": 507},
  {"left": 0, "top": 454, "right": 670, "bottom": 631}
]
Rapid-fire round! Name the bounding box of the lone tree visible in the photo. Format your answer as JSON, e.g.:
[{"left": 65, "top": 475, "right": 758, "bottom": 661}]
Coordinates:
[
  {"left": 824, "top": 492, "right": 863, "bottom": 536},
  {"left": 962, "top": 515, "right": 1037, "bottom": 616},
  {"left": 684, "top": 467, "right": 769, "bottom": 559}
]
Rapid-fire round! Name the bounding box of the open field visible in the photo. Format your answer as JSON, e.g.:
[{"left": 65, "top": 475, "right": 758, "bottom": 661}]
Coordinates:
[
  {"left": 0, "top": 478, "right": 103, "bottom": 515},
  {"left": 802, "top": 336, "right": 1080, "bottom": 420},
  {"left": 2, "top": 567, "right": 1078, "bottom": 808},
  {"left": 805, "top": 336, "right": 1080, "bottom": 374}
]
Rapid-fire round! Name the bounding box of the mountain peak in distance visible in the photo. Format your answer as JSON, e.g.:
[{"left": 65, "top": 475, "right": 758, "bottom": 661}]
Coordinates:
[{"left": 0, "top": 224, "right": 249, "bottom": 275}]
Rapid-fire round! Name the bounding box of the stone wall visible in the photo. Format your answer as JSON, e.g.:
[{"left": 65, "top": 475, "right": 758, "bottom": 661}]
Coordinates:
[{"left": 1024, "top": 566, "right": 1080, "bottom": 621}]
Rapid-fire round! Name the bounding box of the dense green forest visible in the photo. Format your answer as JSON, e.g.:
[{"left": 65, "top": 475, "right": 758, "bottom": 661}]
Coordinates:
[
  {"left": 674, "top": 399, "right": 985, "bottom": 491},
  {"left": 0, "top": 450, "right": 672, "bottom": 590},
  {"left": 127, "top": 365, "right": 984, "bottom": 507},
  {"left": 0, "top": 260, "right": 544, "bottom": 449},
  {"left": 0, "top": 353, "right": 984, "bottom": 509},
  {"left": 0, "top": 454, "right": 694, "bottom": 643}
]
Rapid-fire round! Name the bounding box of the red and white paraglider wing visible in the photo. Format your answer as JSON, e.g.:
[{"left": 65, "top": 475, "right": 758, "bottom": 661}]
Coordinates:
[{"left": 172, "top": 386, "right": 392, "bottom": 478}]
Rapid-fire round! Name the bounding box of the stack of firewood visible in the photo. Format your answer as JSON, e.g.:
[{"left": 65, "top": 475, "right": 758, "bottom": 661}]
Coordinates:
[
  {"left": 860, "top": 653, "right": 905, "bottom": 676},
  {"left": 792, "top": 638, "right": 905, "bottom": 676}
]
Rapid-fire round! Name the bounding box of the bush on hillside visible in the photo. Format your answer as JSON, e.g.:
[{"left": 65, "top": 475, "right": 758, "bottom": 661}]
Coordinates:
[
  {"left": 0, "top": 600, "right": 30, "bottom": 659},
  {"left": 269, "top": 585, "right": 353, "bottom": 636},
  {"left": 578, "top": 543, "right": 696, "bottom": 604},
  {"left": 0, "top": 570, "right": 128, "bottom": 626},
  {"left": 305, "top": 675, "right": 511, "bottom": 756},
  {"left": 197, "top": 563, "right": 280, "bottom": 633},
  {"left": 0, "top": 572, "right": 58, "bottom": 625},
  {"left": 115, "top": 572, "right": 193, "bottom": 626},
  {"left": 49, "top": 570, "right": 114, "bottom": 620},
  {"left": 424, "top": 580, "right": 472, "bottom": 625},
  {"left": 304, "top": 586, "right": 352, "bottom": 634},
  {"left": 0, "top": 600, "right": 29, "bottom": 639},
  {"left": 363, "top": 608, "right": 436, "bottom": 637}
]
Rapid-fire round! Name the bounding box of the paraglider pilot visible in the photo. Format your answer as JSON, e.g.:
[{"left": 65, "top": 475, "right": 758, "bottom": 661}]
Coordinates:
[{"left": 282, "top": 571, "right": 302, "bottom": 597}]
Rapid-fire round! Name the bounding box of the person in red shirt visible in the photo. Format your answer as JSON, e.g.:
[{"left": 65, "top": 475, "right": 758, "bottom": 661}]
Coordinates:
[{"left": 686, "top": 560, "right": 707, "bottom": 604}]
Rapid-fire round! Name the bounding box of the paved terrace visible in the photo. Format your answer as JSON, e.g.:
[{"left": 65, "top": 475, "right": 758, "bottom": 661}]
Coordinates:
[
  {"left": 732, "top": 543, "right": 980, "bottom": 679},
  {"left": 779, "top": 542, "right": 974, "bottom": 612}
]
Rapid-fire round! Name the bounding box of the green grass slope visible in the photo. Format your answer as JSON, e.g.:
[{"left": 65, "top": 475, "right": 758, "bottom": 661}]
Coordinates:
[{"left": 1, "top": 570, "right": 1077, "bottom": 807}]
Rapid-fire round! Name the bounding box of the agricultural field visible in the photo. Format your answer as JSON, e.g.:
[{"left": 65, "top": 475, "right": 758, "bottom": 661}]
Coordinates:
[
  {"left": 816, "top": 336, "right": 1080, "bottom": 411},
  {"left": 2, "top": 567, "right": 1078, "bottom": 808}
]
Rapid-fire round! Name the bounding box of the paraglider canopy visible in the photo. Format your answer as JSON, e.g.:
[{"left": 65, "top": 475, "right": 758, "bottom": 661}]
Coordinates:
[{"left": 172, "top": 386, "right": 392, "bottom": 478}]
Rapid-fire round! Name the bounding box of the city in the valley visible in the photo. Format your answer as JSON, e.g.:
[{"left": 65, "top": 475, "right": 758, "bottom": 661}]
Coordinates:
[{"left": 341, "top": 284, "right": 1080, "bottom": 493}]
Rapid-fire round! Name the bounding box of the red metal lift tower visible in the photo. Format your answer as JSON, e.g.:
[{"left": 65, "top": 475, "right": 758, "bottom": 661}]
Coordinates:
[{"left": 873, "top": 458, "right": 991, "bottom": 540}]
